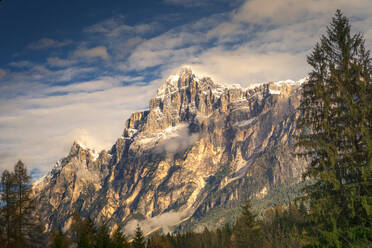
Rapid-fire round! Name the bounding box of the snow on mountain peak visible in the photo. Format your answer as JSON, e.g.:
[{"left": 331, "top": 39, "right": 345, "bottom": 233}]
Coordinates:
[{"left": 72, "top": 140, "right": 100, "bottom": 161}]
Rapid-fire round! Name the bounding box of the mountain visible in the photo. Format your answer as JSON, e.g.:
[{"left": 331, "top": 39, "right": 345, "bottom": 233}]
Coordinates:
[{"left": 33, "top": 67, "right": 307, "bottom": 235}]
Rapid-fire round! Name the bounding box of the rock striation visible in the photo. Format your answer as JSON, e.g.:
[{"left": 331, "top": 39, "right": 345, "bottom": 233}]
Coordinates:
[{"left": 33, "top": 67, "right": 307, "bottom": 235}]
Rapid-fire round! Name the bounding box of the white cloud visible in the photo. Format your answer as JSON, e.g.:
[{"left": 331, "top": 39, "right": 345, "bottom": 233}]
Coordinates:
[
  {"left": 47, "top": 57, "right": 77, "bottom": 67},
  {"left": 72, "top": 46, "right": 109, "bottom": 60},
  {"left": 125, "top": 208, "right": 192, "bottom": 235},
  {"left": 0, "top": 75, "right": 159, "bottom": 175},
  {"left": 2, "top": 0, "right": 372, "bottom": 179},
  {"left": 8, "top": 61, "right": 34, "bottom": 68},
  {"left": 85, "top": 15, "right": 155, "bottom": 37},
  {"left": 27, "top": 38, "right": 72, "bottom": 50},
  {"left": 234, "top": 0, "right": 372, "bottom": 25},
  {"left": 125, "top": 0, "right": 372, "bottom": 86},
  {"left": 0, "top": 69, "right": 7, "bottom": 80},
  {"left": 190, "top": 48, "right": 309, "bottom": 85},
  {"left": 163, "top": 0, "right": 241, "bottom": 7}
]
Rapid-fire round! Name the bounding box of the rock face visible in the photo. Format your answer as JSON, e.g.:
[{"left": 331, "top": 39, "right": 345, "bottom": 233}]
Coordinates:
[{"left": 33, "top": 68, "right": 306, "bottom": 235}]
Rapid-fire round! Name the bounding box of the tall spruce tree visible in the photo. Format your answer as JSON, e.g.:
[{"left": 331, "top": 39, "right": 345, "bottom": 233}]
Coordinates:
[
  {"left": 112, "top": 226, "right": 130, "bottom": 248},
  {"left": 297, "top": 10, "right": 372, "bottom": 247},
  {"left": 1, "top": 161, "right": 45, "bottom": 247},
  {"left": 1, "top": 169, "right": 16, "bottom": 247},
  {"left": 232, "top": 200, "right": 262, "bottom": 247},
  {"left": 50, "top": 229, "right": 70, "bottom": 248},
  {"left": 132, "top": 225, "right": 146, "bottom": 248}
]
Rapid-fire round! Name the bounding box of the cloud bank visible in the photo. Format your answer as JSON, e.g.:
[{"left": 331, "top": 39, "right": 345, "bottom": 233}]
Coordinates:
[
  {"left": 125, "top": 208, "right": 192, "bottom": 235},
  {"left": 1, "top": 0, "right": 371, "bottom": 178}
]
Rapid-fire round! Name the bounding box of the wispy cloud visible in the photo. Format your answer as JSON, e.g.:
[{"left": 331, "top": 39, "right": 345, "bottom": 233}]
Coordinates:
[
  {"left": 72, "top": 46, "right": 109, "bottom": 61},
  {"left": 125, "top": 208, "right": 192, "bottom": 235},
  {"left": 84, "top": 15, "right": 156, "bottom": 38},
  {"left": 27, "top": 38, "right": 72, "bottom": 50},
  {"left": 47, "top": 57, "right": 77, "bottom": 67},
  {"left": 125, "top": 0, "right": 372, "bottom": 85},
  {"left": 8, "top": 60, "right": 34, "bottom": 68},
  {"left": 163, "top": 0, "right": 241, "bottom": 7},
  {"left": 0, "top": 74, "right": 158, "bottom": 174},
  {"left": 0, "top": 68, "right": 6, "bottom": 80}
]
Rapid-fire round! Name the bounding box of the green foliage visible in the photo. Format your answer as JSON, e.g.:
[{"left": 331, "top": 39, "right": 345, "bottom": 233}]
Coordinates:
[
  {"left": 50, "top": 229, "right": 70, "bottom": 248},
  {"left": 1, "top": 169, "right": 16, "bottom": 246},
  {"left": 112, "top": 227, "right": 130, "bottom": 248},
  {"left": 95, "top": 223, "right": 113, "bottom": 248},
  {"left": 132, "top": 225, "right": 146, "bottom": 248},
  {"left": 261, "top": 203, "right": 307, "bottom": 248},
  {"left": 147, "top": 231, "right": 172, "bottom": 248},
  {"left": 68, "top": 212, "right": 130, "bottom": 248},
  {"left": 232, "top": 200, "right": 263, "bottom": 248},
  {"left": 297, "top": 10, "right": 372, "bottom": 247},
  {"left": 0, "top": 160, "right": 45, "bottom": 247},
  {"left": 70, "top": 212, "right": 97, "bottom": 248}
]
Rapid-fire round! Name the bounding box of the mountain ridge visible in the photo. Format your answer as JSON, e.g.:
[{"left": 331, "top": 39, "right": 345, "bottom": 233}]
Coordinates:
[{"left": 33, "top": 67, "right": 307, "bottom": 235}]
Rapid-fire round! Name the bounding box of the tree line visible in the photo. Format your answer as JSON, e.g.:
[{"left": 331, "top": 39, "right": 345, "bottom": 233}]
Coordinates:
[
  {"left": 1, "top": 10, "right": 371, "bottom": 247},
  {"left": 0, "top": 161, "right": 44, "bottom": 247}
]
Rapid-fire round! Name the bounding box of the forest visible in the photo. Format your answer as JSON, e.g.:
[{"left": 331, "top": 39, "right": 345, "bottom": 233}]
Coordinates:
[{"left": 0, "top": 10, "right": 371, "bottom": 248}]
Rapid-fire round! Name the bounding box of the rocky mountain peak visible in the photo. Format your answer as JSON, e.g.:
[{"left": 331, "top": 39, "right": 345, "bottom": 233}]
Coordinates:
[
  {"left": 33, "top": 69, "right": 308, "bottom": 235},
  {"left": 156, "top": 67, "right": 217, "bottom": 100},
  {"left": 69, "top": 141, "right": 83, "bottom": 155},
  {"left": 69, "top": 141, "right": 100, "bottom": 161}
]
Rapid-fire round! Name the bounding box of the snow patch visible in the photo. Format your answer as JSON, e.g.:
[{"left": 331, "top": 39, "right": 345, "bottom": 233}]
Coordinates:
[
  {"left": 90, "top": 150, "right": 99, "bottom": 161},
  {"left": 32, "top": 174, "right": 50, "bottom": 189},
  {"left": 75, "top": 141, "right": 100, "bottom": 161},
  {"left": 233, "top": 118, "right": 256, "bottom": 127},
  {"left": 32, "top": 160, "right": 62, "bottom": 190},
  {"left": 231, "top": 106, "right": 251, "bottom": 112},
  {"left": 137, "top": 123, "right": 188, "bottom": 145},
  {"left": 269, "top": 89, "right": 281, "bottom": 95},
  {"left": 127, "top": 128, "right": 138, "bottom": 138}
]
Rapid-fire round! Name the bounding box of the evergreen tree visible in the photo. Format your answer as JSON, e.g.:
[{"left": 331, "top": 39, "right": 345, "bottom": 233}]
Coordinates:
[
  {"left": 50, "top": 229, "right": 70, "bottom": 248},
  {"left": 297, "top": 10, "right": 372, "bottom": 247},
  {"left": 112, "top": 226, "right": 130, "bottom": 248},
  {"left": 232, "top": 200, "right": 262, "bottom": 248},
  {"left": 0, "top": 161, "right": 45, "bottom": 247},
  {"left": 13, "top": 160, "right": 46, "bottom": 247},
  {"left": 0, "top": 169, "right": 16, "bottom": 247},
  {"left": 131, "top": 225, "right": 146, "bottom": 248},
  {"left": 147, "top": 231, "right": 172, "bottom": 248},
  {"left": 70, "top": 211, "right": 97, "bottom": 248},
  {"left": 95, "top": 223, "right": 112, "bottom": 248},
  {"left": 261, "top": 204, "right": 305, "bottom": 248}
]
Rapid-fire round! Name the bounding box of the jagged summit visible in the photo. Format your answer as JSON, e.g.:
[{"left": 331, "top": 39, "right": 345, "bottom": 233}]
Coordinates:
[
  {"left": 156, "top": 67, "right": 219, "bottom": 100},
  {"left": 70, "top": 140, "right": 100, "bottom": 160},
  {"left": 33, "top": 67, "right": 307, "bottom": 235},
  {"left": 156, "top": 66, "right": 305, "bottom": 100}
]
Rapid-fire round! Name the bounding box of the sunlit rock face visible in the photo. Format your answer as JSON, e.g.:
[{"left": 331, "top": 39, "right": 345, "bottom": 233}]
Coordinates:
[{"left": 33, "top": 67, "right": 306, "bottom": 235}]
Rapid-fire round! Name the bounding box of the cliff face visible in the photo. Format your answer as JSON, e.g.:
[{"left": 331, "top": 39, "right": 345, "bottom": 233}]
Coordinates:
[{"left": 33, "top": 68, "right": 306, "bottom": 234}]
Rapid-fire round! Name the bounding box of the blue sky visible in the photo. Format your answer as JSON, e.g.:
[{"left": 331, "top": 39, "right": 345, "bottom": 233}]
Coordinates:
[{"left": 0, "top": 0, "right": 371, "bottom": 179}]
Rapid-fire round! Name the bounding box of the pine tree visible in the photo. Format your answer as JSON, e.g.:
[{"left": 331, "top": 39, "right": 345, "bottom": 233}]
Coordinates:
[
  {"left": 14, "top": 160, "right": 31, "bottom": 246},
  {"left": 13, "top": 160, "right": 46, "bottom": 247},
  {"left": 297, "top": 10, "right": 372, "bottom": 247},
  {"left": 0, "top": 161, "right": 45, "bottom": 247},
  {"left": 232, "top": 200, "right": 262, "bottom": 248},
  {"left": 50, "top": 229, "right": 70, "bottom": 248},
  {"left": 112, "top": 226, "right": 130, "bottom": 248},
  {"left": 70, "top": 211, "right": 97, "bottom": 248},
  {"left": 95, "top": 223, "right": 112, "bottom": 248},
  {"left": 131, "top": 224, "right": 146, "bottom": 248},
  {"left": 0, "top": 169, "right": 16, "bottom": 247}
]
